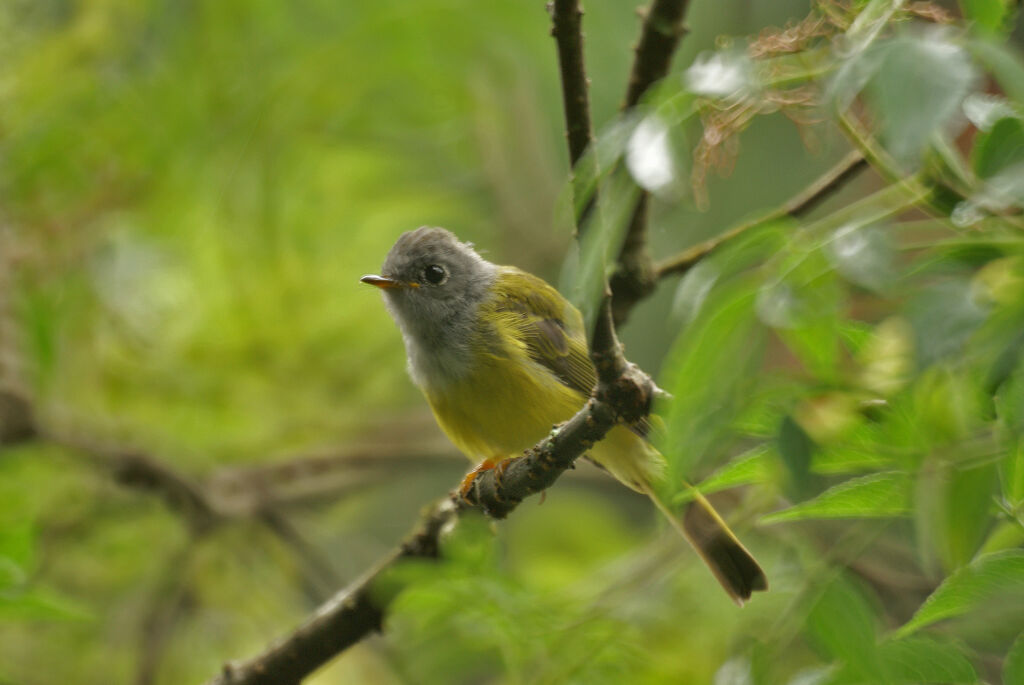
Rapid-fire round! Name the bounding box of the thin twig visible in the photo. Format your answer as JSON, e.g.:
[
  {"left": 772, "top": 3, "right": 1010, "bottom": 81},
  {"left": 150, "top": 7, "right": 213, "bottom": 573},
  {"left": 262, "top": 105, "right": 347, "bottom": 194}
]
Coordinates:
[
  {"left": 623, "top": 0, "right": 692, "bottom": 109},
  {"left": 209, "top": 498, "right": 456, "bottom": 685},
  {"left": 548, "top": 0, "right": 630, "bottom": 380},
  {"left": 656, "top": 150, "right": 868, "bottom": 278},
  {"left": 550, "top": 0, "right": 594, "bottom": 167},
  {"left": 258, "top": 509, "right": 342, "bottom": 603},
  {"left": 0, "top": 389, "right": 35, "bottom": 445},
  {"left": 136, "top": 544, "right": 195, "bottom": 685},
  {"left": 611, "top": 0, "right": 692, "bottom": 326}
]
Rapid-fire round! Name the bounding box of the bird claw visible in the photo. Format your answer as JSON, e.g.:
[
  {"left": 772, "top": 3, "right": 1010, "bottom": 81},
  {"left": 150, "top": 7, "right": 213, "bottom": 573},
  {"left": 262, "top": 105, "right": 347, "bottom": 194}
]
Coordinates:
[
  {"left": 458, "top": 457, "right": 516, "bottom": 503},
  {"left": 458, "top": 458, "right": 497, "bottom": 501}
]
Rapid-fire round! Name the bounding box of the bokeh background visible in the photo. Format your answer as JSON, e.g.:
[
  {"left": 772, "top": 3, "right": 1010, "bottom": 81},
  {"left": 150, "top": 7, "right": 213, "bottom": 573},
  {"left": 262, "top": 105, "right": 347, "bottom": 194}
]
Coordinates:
[{"left": 2, "top": 1, "right": 1024, "bottom": 684}]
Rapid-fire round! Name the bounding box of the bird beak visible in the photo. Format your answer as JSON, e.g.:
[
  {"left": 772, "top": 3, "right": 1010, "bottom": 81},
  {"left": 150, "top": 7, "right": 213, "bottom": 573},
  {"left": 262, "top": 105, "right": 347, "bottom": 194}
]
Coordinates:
[{"left": 360, "top": 274, "right": 417, "bottom": 290}]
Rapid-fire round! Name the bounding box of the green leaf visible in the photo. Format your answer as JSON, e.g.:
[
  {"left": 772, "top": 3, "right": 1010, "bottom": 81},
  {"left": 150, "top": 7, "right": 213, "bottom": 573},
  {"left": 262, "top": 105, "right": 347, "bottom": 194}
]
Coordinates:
[
  {"left": 895, "top": 549, "right": 1024, "bottom": 638},
  {"left": 806, "top": 574, "right": 883, "bottom": 681},
  {"left": 812, "top": 443, "right": 893, "bottom": 474},
  {"left": 757, "top": 246, "right": 844, "bottom": 381},
  {"left": 1005, "top": 632, "right": 1024, "bottom": 685},
  {"left": 944, "top": 463, "right": 999, "bottom": 568},
  {"left": 562, "top": 167, "right": 642, "bottom": 334},
  {"left": 777, "top": 415, "right": 815, "bottom": 497},
  {"left": 1002, "top": 441, "right": 1024, "bottom": 506},
  {"left": 0, "top": 588, "right": 91, "bottom": 622},
  {"left": 864, "top": 33, "right": 978, "bottom": 165},
  {"left": 968, "top": 39, "right": 1024, "bottom": 105},
  {"left": 826, "top": 224, "right": 896, "bottom": 293},
  {"left": 761, "top": 471, "right": 911, "bottom": 524},
  {"left": 960, "top": 0, "right": 1015, "bottom": 35},
  {"left": 973, "top": 116, "right": 1024, "bottom": 179},
  {"left": 858, "top": 317, "right": 913, "bottom": 396},
  {"left": 831, "top": 636, "right": 978, "bottom": 684},
  {"left": 675, "top": 446, "right": 773, "bottom": 505},
  {"left": 907, "top": 280, "right": 990, "bottom": 369},
  {"left": 658, "top": 284, "right": 766, "bottom": 478}
]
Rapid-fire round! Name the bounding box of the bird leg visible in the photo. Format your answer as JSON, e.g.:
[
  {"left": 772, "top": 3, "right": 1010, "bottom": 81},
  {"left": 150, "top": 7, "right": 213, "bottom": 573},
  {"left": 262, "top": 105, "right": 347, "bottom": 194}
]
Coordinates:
[{"left": 458, "top": 456, "right": 509, "bottom": 499}]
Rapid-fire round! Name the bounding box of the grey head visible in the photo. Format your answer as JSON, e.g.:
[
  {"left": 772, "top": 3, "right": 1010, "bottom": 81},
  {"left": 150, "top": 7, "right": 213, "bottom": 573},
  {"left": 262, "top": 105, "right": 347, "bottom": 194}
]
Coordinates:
[{"left": 361, "top": 227, "right": 497, "bottom": 388}]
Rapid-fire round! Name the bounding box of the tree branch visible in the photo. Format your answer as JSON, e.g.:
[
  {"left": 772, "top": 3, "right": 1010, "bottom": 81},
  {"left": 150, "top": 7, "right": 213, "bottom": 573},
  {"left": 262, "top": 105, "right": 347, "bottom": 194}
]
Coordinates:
[
  {"left": 656, "top": 150, "right": 868, "bottom": 278},
  {"left": 550, "top": 0, "right": 594, "bottom": 167},
  {"left": 136, "top": 544, "right": 195, "bottom": 685},
  {"left": 209, "top": 498, "right": 456, "bottom": 685},
  {"left": 623, "top": 0, "right": 691, "bottom": 110},
  {"left": 611, "top": 0, "right": 692, "bottom": 326},
  {"left": 548, "top": 0, "right": 629, "bottom": 381},
  {"left": 206, "top": 383, "right": 650, "bottom": 685},
  {"left": 0, "top": 389, "right": 36, "bottom": 446}
]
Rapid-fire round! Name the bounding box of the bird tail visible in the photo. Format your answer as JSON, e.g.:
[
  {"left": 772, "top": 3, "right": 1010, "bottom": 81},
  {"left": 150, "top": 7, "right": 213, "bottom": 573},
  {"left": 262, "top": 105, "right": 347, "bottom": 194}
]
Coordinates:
[{"left": 639, "top": 480, "right": 767, "bottom": 605}]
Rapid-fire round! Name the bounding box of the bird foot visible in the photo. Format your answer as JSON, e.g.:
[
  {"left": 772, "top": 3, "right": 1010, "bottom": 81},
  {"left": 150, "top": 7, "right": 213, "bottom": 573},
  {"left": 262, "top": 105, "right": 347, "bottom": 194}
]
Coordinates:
[{"left": 458, "top": 458, "right": 497, "bottom": 501}]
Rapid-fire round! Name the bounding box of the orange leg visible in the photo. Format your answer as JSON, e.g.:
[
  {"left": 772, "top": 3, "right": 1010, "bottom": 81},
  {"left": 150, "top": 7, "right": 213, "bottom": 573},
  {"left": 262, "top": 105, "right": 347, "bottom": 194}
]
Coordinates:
[{"left": 458, "top": 458, "right": 501, "bottom": 500}]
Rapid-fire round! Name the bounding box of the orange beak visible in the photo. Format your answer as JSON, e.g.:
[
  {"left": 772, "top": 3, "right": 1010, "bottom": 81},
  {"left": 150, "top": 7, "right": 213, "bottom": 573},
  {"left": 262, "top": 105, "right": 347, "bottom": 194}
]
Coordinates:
[{"left": 360, "top": 274, "right": 418, "bottom": 289}]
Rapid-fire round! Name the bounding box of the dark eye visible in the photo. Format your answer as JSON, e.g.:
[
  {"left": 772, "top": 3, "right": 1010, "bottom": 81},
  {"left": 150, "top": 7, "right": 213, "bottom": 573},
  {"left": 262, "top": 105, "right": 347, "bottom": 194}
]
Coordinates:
[{"left": 423, "top": 264, "right": 447, "bottom": 285}]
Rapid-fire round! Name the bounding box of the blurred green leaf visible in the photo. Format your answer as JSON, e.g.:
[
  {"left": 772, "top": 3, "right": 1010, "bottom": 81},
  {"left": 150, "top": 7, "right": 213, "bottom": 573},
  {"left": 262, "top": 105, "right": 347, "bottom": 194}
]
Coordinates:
[
  {"left": 0, "top": 587, "right": 91, "bottom": 622},
  {"left": 713, "top": 656, "right": 753, "bottom": 685},
  {"left": 907, "top": 280, "right": 990, "bottom": 369},
  {"left": 863, "top": 32, "right": 977, "bottom": 165},
  {"left": 0, "top": 521, "right": 33, "bottom": 580},
  {"left": 960, "top": 0, "right": 1016, "bottom": 35},
  {"left": 858, "top": 317, "right": 914, "bottom": 397},
  {"left": 658, "top": 284, "right": 765, "bottom": 479},
  {"left": 1005, "top": 632, "right": 1024, "bottom": 685},
  {"left": 895, "top": 549, "right": 1024, "bottom": 637},
  {"left": 968, "top": 39, "right": 1024, "bottom": 104},
  {"left": 943, "top": 463, "right": 999, "bottom": 568},
  {"left": 563, "top": 168, "right": 642, "bottom": 335},
  {"left": 831, "top": 636, "right": 978, "bottom": 684},
  {"left": 912, "top": 442, "right": 1002, "bottom": 570},
  {"left": 1001, "top": 442, "right": 1024, "bottom": 506},
  {"left": 675, "top": 446, "right": 773, "bottom": 505},
  {"left": 757, "top": 246, "right": 844, "bottom": 381},
  {"left": 812, "top": 443, "right": 893, "bottom": 475},
  {"left": 806, "top": 574, "right": 883, "bottom": 681},
  {"left": 973, "top": 116, "right": 1024, "bottom": 179},
  {"left": 778, "top": 415, "right": 815, "bottom": 497},
  {"left": 826, "top": 224, "right": 896, "bottom": 293},
  {"left": 761, "top": 472, "right": 911, "bottom": 523}
]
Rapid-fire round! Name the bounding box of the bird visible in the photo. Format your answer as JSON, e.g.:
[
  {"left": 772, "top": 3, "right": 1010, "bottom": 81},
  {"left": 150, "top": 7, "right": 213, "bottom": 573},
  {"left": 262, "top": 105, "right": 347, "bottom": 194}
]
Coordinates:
[{"left": 361, "top": 226, "right": 767, "bottom": 603}]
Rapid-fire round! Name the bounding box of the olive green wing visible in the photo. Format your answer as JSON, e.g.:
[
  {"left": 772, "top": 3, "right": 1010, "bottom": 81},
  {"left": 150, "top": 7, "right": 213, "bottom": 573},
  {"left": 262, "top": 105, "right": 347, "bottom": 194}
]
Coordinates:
[{"left": 490, "top": 268, "right": 597, "bottom": 398}]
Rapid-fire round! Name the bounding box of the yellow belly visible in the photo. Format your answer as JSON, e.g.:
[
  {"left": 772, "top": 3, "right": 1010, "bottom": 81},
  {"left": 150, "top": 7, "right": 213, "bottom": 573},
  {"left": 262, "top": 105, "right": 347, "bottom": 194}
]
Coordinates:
[
  {"left": 425, "top": 351, "right": 581, "bottom": 459},
  {"left": 424, "top": 352, "right": 663, "bottom": 491}
]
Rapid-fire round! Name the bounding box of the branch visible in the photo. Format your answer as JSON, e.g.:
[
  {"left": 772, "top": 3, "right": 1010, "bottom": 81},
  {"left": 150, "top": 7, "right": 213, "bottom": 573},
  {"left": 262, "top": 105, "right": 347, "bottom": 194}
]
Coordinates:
[
  {"left": 611, "top": 0, "right": 692, "bottom": 325},
  {"left": 257, "top": 509, "right": 342, "bottom": 603},
  {"left": 135, "top": 544, "right": 195, "bottom": 685},
  {"left": 207, "top": 380, "right": 653, "bottom": 685},
  {"left": 656, "top": 150, "right": 868, "bottom": 278},
  {"left": 0, "top": 389, "right": 36, "bottom": 445},
  {"left": 623, "top": 0, "right": 691, "bottom": 110},
  {"left": 209, "top": 498, "right": 456, "bottom": 685},
  {"left": 548, "top": 0, "right": 629, "bottom": 380},
  {"left": 550, "top": 0, "right": 594, "bottom": 167}
]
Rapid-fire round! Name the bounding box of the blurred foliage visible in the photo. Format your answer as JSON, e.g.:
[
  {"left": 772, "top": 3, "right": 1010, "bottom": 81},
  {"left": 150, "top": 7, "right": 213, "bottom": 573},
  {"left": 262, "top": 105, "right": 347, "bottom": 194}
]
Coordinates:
[{"left": 3, "top": 0, "right": 1024, "bottom": 684}]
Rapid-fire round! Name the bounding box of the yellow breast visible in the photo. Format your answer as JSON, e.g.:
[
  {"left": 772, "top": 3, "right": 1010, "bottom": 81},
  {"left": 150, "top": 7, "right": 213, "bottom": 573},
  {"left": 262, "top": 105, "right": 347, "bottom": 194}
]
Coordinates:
[{"left": 425, "top": 347, "right": 584, "bottom": 460}]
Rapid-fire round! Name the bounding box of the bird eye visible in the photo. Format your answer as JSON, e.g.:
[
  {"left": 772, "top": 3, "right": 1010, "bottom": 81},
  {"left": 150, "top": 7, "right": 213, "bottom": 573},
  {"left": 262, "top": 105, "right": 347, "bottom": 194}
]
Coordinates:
[{"left": 423, "top": 264, "right": 447, "bottom": 285}]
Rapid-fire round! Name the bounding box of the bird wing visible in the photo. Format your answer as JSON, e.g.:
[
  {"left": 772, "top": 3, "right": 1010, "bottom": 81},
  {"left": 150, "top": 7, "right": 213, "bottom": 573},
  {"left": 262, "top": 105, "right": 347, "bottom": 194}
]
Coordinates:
[{"left": 490, "top": 268, "right": 597, "bottom": 398}]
